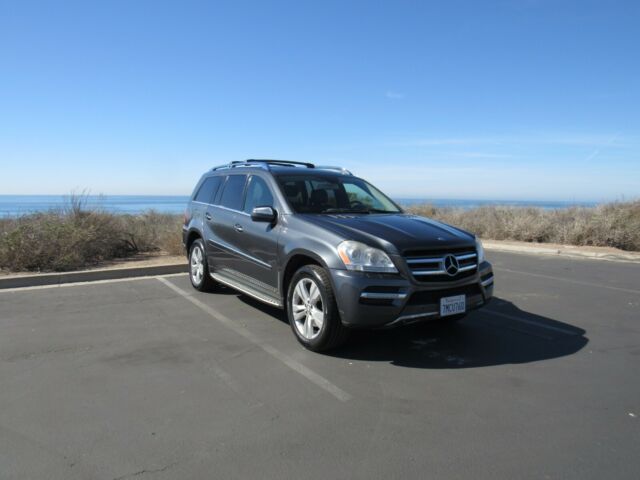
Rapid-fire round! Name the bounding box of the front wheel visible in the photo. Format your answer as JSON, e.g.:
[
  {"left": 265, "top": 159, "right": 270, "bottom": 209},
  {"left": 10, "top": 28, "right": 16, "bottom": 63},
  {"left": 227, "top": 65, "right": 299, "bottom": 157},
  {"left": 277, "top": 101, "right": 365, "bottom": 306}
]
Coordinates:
[{"left": 287, "top": 265, "right": 348, "bottom": 352}]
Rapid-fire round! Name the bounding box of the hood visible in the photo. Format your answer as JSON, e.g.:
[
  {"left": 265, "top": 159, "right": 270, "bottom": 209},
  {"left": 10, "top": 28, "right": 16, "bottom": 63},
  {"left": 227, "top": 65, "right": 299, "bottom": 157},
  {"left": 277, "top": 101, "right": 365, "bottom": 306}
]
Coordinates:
[{"left": 299, "top": 213, "right": 475, "bottom": 254}]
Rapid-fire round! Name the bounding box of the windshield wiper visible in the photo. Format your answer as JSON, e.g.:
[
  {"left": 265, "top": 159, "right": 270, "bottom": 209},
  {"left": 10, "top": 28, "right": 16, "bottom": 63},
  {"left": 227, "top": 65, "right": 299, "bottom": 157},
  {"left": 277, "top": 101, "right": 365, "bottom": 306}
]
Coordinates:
[
  {"left": 365, "top": 208, "right": 396, "bottom": 214},
  {"left": 320, "top": 208, "right": 370, "bottom": 214}
]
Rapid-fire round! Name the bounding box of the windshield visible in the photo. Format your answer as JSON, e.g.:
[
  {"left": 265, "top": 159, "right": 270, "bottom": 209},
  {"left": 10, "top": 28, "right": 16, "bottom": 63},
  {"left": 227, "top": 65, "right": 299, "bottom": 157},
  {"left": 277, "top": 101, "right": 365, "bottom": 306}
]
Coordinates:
[{"left": 275, "top": 174, "right": 402, "bottom": 214}]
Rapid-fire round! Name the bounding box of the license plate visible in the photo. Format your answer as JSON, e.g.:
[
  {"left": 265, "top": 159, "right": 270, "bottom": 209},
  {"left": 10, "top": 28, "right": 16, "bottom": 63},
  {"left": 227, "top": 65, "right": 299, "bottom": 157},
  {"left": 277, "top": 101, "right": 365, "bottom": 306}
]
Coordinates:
[{"left": 440, "top": 294, "right": 466, "bottom": 317}]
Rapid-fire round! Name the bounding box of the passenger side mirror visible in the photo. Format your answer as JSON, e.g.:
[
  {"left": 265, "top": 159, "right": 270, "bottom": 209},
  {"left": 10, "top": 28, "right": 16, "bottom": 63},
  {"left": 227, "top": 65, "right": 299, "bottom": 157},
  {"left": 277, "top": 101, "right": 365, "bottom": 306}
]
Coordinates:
[{"left": 251, "top": 206, "right": 277, "bottom": 223}]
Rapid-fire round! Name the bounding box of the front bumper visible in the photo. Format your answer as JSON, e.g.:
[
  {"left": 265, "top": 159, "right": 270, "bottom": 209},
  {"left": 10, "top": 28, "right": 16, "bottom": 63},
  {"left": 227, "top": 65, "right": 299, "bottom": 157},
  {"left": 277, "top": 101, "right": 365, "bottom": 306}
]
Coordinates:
[{"left": 329, "top": 261, "right": 494, "bottom": 328}]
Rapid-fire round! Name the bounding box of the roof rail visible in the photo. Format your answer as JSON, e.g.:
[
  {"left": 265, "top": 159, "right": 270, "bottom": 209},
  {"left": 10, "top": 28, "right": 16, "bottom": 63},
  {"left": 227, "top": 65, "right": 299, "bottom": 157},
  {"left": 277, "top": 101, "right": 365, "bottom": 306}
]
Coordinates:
[
  {"left": 211, "top": 159, "right": 315, "bottom": 172},
  {"left": 245, "top": 159, "right": 315, "bottom": 168},
  {"left": 316, "top": 165, "right": 353, "bottom": 175}
]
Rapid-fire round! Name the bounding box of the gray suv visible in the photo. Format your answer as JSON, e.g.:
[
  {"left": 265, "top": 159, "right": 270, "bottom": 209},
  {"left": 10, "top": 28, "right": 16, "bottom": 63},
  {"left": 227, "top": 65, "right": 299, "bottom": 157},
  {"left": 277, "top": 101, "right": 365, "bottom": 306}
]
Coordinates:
[{"left": 183, "top": 160, "right": 494, "bottom": 351}]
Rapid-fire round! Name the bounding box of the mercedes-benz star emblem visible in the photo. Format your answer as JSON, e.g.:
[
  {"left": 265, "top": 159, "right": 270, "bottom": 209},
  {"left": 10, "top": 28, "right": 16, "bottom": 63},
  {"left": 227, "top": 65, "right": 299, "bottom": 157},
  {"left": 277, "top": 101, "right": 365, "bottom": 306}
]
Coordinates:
[{"left": 443, "top": 254, "right": 459, "bottom": 276}]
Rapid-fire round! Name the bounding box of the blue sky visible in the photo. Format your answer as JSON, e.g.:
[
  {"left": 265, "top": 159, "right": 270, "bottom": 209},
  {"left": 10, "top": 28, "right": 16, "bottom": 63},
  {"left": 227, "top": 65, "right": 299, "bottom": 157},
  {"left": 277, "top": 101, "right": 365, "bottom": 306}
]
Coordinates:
[{"left": 1, "top": 0, "right": 639, "bottom": 201}]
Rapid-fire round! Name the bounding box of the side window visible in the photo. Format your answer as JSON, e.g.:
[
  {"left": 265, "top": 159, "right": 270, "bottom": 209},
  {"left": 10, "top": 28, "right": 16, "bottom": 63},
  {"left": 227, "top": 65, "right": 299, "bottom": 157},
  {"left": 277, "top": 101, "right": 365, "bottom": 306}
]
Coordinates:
[
  {"left": 194, "top": 176, "right": 222, "bottom": 204},
  {"left": 244, "top": 176, "right": 274, "bottom": 213},
  {"left": 218, "top": 175, "right": 247, "bottom": 210}
]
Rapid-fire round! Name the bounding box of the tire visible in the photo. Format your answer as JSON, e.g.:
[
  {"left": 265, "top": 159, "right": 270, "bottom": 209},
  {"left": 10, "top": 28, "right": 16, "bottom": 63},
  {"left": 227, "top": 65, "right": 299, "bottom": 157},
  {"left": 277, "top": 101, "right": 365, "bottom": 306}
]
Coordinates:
[
  {"left": 189, "top": 239, "right": 216, "bottom": 292},
  {"left": 286, "top": 265, "right": 348, "bottom": 352}
]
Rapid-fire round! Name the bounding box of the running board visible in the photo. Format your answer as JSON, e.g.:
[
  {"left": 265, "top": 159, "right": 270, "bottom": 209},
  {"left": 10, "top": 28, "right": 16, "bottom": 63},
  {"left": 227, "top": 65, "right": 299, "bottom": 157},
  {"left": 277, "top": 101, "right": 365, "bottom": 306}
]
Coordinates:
[{"left": 211, "top": 272, "right": 283, "bottom": 308}]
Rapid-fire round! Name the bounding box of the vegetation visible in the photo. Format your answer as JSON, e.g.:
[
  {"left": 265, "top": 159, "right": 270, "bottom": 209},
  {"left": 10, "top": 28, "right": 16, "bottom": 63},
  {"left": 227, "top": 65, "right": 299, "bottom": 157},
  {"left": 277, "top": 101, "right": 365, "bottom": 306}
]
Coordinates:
[
  {"left": 0, "top": 196, "right": 183, "bottom": 272},
  {"left": 1, "top": 197, "right": 638, "bottom": 273},
  {"left": 406, "top": 201, "right": 640, "bottom": 252}
]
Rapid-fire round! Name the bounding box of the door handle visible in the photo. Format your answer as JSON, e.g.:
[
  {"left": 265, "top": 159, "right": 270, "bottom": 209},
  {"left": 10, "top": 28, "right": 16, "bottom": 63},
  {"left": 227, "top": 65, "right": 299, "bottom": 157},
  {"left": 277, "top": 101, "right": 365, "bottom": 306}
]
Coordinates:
[
  {"left": 205, "top": 212, "right": 212, "bottom": 221},
  {"left": 234, "top": 223, "right": 244, "bottom": 233}
]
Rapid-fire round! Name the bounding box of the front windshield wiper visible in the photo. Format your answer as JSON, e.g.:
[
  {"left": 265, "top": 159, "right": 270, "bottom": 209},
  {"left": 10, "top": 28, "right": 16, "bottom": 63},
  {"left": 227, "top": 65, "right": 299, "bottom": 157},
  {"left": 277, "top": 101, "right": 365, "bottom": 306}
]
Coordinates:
[
  {"left": 365, "top": 208, "right": 397, "bottom": 214},
  {"left": 319, "top": 208, "right": 370, "bottom": 214},
  {"left": 318, "top": 207, "right": 397, "bottom": 214}
]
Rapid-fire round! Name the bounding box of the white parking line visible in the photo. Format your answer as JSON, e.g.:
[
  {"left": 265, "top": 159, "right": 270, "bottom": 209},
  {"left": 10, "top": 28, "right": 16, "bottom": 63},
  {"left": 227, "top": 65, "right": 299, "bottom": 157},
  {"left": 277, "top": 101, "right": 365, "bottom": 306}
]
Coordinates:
[
  {"left": 496, "top": 267, "right": 640, "bottom": 294},
  {"left": 0, "top": 273, "right": 187, "bottom": 293},
  {"left": 157, "top": 277, "right": 352, "bottom": 402},
  {"left": 480, "top": 308, "right": 581, "bottom": 336}
]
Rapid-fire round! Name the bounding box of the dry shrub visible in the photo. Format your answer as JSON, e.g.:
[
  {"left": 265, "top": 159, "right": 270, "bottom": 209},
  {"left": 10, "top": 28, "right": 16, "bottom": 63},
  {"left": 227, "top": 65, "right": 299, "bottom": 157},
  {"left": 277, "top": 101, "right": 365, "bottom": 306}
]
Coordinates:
[
  {"left": 0, "top": 211, "right": 131, "bottom": 271},
  {"left": 0, "top": 201, "right": 185, "bottom": 272},
  {"left": 1, "top": 199, "right": 638, "bottom": 273},
  {"left": 407, "top": 201, "right": 640, "bottom": 251}
]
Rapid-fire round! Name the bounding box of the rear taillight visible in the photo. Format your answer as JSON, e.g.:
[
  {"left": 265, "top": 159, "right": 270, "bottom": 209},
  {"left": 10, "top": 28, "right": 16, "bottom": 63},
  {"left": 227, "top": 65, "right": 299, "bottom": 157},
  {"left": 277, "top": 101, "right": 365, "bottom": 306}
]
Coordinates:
[{"left": 183, "top": 209, "right": 191, "bottom": 225}]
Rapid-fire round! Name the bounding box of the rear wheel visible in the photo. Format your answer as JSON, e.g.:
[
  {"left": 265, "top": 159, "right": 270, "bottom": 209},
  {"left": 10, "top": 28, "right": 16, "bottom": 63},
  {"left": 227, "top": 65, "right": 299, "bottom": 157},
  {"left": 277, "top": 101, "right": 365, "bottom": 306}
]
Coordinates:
[
  {"left": 287, "top": 265, "right": 348, "bottom": 352},
  {"left": 189, "top": 239, "right": 216, "bottom": 292}
]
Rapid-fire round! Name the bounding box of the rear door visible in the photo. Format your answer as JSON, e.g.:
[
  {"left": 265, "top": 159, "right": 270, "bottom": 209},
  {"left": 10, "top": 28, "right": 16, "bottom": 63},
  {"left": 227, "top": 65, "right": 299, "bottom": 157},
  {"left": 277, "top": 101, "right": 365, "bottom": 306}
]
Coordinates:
[
  {"left": 205, "top": 174, "right": 247, "bottom": 275},
  {"left": 191, "top": 175, "right": 223, "bottom": 242}
]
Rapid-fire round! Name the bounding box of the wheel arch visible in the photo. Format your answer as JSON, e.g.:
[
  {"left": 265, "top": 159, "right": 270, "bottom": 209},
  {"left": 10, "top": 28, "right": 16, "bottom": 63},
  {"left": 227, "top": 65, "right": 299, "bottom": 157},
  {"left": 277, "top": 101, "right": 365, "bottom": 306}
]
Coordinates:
[
  {"left": 281, "top": 250, "right": 331, "bottom": 301},
  {"left": 185, "top": 229, "right": 203, "bottom": 254}
]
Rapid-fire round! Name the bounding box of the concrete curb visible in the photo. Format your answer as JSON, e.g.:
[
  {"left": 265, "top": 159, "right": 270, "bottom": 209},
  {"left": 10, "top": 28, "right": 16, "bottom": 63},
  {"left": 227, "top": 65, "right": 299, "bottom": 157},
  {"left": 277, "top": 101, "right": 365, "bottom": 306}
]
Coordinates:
[
  {"left": 483, "top": 241, "right": 640, "bottom": 263},
  {"left": 0, "top": 263, "right": 188, "bottom": 290}
]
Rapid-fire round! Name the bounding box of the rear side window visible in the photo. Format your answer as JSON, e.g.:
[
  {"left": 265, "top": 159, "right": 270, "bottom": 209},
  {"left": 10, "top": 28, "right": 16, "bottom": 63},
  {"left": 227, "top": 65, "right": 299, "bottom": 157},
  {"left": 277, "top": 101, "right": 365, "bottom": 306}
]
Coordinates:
[
  {"left": 218, "top": 175, "right": 247, "bottom": 210},
  {"left": 244, "top": 176, "right": 274, "bottom": 213},
  {"left": 194, "top": 176, "right": 222, "bottom": 204}
]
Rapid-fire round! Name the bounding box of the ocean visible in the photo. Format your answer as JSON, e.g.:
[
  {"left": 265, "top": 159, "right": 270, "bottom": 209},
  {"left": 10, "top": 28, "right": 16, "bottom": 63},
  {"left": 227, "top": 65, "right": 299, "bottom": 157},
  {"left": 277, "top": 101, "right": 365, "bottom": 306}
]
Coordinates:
[{"left": 0, "top": 195, "right": 598, "bottom": 217}]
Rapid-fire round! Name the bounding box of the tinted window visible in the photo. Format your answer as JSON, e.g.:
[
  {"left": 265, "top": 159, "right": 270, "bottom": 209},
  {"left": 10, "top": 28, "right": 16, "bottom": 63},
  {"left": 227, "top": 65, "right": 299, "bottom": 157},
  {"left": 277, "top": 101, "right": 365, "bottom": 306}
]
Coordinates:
[
  {"left": 194, "top": 176, "right": 222, "bottom": 203},
  {"left": 244, "top": 176, "right": 274, "bottom": 213},
  {"left": 218, "top": 175, "right": 247, "bottom": 210}
]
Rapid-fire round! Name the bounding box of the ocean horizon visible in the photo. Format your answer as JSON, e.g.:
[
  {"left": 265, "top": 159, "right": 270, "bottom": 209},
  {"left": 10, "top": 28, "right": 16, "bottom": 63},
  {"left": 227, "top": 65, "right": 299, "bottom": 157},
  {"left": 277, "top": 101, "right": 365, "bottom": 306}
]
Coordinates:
[{"left": 0, "top": 195, "right": 601, "bottom": 217}]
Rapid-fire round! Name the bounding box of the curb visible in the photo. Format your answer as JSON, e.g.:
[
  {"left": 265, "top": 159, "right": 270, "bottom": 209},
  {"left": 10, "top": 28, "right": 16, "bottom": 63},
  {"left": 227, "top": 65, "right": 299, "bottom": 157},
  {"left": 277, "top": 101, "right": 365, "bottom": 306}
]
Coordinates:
[{"left": 0, "top": 263, "right": 188, "bottom": 290}]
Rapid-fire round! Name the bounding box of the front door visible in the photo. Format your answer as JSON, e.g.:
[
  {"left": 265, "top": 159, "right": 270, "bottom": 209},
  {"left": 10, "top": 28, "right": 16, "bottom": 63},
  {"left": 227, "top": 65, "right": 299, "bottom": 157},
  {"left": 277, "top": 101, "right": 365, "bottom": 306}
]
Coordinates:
[{"left": 232, "top": 174, "right": 281, "bottom": 299}]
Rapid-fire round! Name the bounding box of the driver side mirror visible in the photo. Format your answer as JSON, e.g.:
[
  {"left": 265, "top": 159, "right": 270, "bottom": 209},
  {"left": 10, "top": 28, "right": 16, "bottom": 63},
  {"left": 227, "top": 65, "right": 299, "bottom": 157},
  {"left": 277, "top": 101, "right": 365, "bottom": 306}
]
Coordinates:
[{"left": 251, "top": 206, "right": 277, "bottom": 223}]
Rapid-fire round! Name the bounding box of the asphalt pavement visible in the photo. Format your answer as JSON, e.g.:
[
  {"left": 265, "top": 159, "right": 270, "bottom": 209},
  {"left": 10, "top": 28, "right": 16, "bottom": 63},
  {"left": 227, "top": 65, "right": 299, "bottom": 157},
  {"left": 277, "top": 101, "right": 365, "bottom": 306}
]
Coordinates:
[{"left": 0, "top": 251, "right": 638, "bottom": 479}]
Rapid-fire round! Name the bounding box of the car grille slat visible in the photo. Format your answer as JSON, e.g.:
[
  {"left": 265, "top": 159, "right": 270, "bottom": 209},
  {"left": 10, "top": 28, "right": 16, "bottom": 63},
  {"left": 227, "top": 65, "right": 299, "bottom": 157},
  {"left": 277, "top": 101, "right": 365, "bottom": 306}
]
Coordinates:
[{"left": 404, "top": 249, "right": 478, "bottom": 282}]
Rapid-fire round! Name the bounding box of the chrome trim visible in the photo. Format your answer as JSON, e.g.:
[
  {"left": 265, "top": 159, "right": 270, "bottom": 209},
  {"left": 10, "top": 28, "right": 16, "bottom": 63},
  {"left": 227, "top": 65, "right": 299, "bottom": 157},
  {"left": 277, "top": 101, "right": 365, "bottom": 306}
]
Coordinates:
[
  {"left": 406, "top": 251, "right": 478, "bottom": 278},
  {"left": 406, "top": 257, "right": 441, "bottom": 264},
  {"left": 406, "top": 252, "right": 476, "bottom": 264},
  {"left": 481, "top": 275, "right": 494, "bottom": 287},
  {"left": 458, "top": 264, "right": 477, "bottom": 273},
  {"left": 360, "top": 292, "right": 408, "bottom": 300},
  {"left": 412, "top": 264, "right": 476, "bottom": 276},
  {"left": 211, "top": 273, "right": 282, "bottom": 307},
  {"left": 215, "top": 204, "right": 251, "bottom": 216},
  {"left": 412, "top": 269, "right": 447, "bottom": 276},
  {"left": 387, "top": 311, "right": 438, "bottom": 326}
]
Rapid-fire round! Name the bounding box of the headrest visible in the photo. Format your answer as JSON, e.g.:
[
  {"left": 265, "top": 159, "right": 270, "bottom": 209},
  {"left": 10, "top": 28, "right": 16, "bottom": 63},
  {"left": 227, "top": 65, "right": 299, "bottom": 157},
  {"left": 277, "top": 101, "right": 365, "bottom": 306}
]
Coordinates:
[
  {"left": 284, "top": 184, "right": 299, "bottom": 197},
  {"left": 310, "top": 189, "right": 329, "bottom": 205}
]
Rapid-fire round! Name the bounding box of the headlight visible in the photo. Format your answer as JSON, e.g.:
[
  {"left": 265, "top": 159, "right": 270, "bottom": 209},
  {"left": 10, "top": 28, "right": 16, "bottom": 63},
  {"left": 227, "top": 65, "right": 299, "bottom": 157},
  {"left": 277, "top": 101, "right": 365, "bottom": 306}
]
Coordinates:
[
  {"left": 475, "top": 237, "right": 486, "bottom": 263},
  {"left": 337, "top": 240, "right": 398, "bottom": 273}
]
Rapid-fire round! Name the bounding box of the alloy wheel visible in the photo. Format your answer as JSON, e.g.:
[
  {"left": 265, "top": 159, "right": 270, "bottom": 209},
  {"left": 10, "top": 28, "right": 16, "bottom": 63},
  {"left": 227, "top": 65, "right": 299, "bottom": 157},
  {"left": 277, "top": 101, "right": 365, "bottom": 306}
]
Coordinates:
[
  {"left": 291, "top": 277, "right": 325, "bottom": 340},
  {"left": 190, "top": 245, "right": 205, "bottom": 285}
]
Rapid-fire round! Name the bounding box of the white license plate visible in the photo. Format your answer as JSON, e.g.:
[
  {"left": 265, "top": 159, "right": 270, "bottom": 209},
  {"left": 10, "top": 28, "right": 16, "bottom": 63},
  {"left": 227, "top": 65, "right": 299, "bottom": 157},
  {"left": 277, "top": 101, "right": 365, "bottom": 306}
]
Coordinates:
[{"left": 440, "top": 294, "right": 466, "bottom": 317}]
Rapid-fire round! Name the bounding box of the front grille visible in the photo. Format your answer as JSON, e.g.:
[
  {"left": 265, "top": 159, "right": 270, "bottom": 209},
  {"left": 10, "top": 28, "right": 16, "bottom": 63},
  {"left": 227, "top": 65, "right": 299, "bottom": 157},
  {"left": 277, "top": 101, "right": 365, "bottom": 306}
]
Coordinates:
[{"left": 404, "top": 248, "right": 478, "bottom": 282}]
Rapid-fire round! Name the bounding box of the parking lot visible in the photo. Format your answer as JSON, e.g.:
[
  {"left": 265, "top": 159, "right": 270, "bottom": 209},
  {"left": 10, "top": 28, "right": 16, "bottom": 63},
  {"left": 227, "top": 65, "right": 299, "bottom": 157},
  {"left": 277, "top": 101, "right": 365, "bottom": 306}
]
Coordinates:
[{"left": 1, "top": 250, "right": 639, "bottom": 479}]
